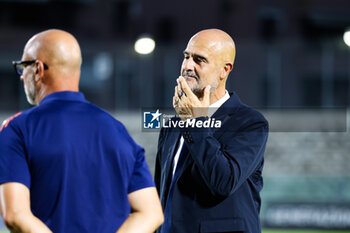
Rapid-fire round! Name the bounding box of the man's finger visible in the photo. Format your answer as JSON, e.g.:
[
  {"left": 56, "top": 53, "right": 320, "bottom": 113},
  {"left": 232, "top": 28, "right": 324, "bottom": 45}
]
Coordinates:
[
  {"left": 202, "top": 85, "right": 211, "bottom": 104},
  {"left": 173, "top": 96, "right": 177, "bottom": 107},
  {"left": 174, "top": 86, "right": 179, "bottom": 97},
  {"left": 176, "top": 83, "right": 184, "bottom": 100},
  {"left": 178, "top": 76, "right": 196, "bottom": 99},
  {"left": 176, "top": 86, "right": 184, "bottom": 100}
]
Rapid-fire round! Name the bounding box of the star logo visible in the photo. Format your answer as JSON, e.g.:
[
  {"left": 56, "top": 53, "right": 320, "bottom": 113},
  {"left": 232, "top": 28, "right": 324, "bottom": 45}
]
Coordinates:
[
  {"left": 151, "top": 109, "right": 162, "bottom": 122},
  {"left": 143, "top": 109, "right": 162, "bottom": 129}
]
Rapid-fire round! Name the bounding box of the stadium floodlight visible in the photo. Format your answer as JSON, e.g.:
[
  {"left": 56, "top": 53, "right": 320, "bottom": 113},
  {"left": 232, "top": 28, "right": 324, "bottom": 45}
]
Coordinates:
[
  {"left": 134, "top": 36, "right": 156, "bottom": 55},
  {"left": 343, "top": 28, "right": 350, "bottom": 47}
]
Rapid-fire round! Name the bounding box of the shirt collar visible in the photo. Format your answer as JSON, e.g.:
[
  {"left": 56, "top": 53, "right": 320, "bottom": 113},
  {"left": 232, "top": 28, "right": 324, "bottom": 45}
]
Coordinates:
[
  {"left": 40, "top": 91, "right": 87, "bottom": 105},
  {"left": 207, "top": 90, "right": 230, "bottom": 117}
]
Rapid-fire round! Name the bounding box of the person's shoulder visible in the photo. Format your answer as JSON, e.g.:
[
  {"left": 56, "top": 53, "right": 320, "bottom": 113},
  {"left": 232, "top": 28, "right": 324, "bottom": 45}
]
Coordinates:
[
  {"left": 89, "top": 108, "right": 142, "bottom": 151},
  {"left": 224, "top": 95, "right": 268, "bottom": 131},
  {"left": 88, "top": 103, "right": 124, "bottom": 124},
  {"left": 220, "top": 105, "right": 268, "bottom": 136},
  {"left": 0, "top": 106, "right": 40, "bottom": 132},
  {"left": 0, "top": 112, "right": 23, "bottom": 132},
  {"left": 85, "top": 103, "right": 131, "bottom": 136},
  {"left": 240, "top": 105, "right": 267, "bottom": 123}
]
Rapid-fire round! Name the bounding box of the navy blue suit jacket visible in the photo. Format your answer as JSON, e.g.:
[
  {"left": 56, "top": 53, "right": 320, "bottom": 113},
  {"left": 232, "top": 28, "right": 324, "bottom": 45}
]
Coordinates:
[{"left": 155, "top": 93, "right": 269, "bottom": 233}]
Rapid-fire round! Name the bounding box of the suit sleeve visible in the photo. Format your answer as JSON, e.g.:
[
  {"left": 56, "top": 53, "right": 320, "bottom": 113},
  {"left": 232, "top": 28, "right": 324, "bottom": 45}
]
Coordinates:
[{"left": 179, "top": 113, "right": 268, "bottom": 198}]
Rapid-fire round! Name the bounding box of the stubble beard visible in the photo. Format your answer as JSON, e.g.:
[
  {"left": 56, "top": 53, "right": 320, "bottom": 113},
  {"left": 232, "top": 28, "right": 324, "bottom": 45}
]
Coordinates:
[
  {"left": 24, "top": 75, "right": 37, "bottom": 105},
  {"left": 182, "top": 70, "right": 203, "bottom": 98},
  {"left": 189, "top": 81, "right": 203, "bottom": 98},
  {"left": 182, "top": 70, "right": 219, "bottom": 99},
  {"left": 189, "top": 78, "right": 218, "bottom": 99}
]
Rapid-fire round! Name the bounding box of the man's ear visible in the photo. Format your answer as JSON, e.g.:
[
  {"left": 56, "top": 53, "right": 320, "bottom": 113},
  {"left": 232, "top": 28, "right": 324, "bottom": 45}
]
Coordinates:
[
  {"left": 34, "top": 61, "right": 45, "bottom": 82},
  {"left": 220, "top": 62, "right": 233, "bottom": 80}
]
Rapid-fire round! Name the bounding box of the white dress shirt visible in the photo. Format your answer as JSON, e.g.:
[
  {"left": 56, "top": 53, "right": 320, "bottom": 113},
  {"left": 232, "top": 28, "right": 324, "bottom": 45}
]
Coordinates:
[{"left": 172, "top": 91, "right": 230, "bottom": 175}]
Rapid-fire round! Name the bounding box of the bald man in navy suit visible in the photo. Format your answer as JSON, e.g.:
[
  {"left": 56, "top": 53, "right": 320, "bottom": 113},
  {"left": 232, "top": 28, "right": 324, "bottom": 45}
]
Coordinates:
[{"left": 155, "top": 29, "right": 269, "bottom": 233}]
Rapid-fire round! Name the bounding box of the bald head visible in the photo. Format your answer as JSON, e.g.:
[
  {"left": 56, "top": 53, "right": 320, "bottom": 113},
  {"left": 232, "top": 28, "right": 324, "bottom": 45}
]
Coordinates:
[
  {"left": 20, "top": 29, "right": 82, "bottom": 105},
  {"left": 181, "top": 29, "right": 235, "bottom": 103},
  {"left": 188, "top": 29, "right": 236, "bottom": 65},
  {"left": 24, "top": 29, "right": 82, "bottom": 74}
]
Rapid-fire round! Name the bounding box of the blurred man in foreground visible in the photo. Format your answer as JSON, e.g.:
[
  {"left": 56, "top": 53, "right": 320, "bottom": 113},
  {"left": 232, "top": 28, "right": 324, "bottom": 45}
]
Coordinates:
[
  {"left": 0, "top": 29, "right": 163, "bottom": 233},
  {"left": 155, "top": 29, "right": 269, "bottom": 233}
]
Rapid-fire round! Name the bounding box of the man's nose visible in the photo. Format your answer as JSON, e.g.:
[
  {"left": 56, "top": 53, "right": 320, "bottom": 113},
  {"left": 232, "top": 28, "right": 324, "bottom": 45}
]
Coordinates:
[{"left": 182, "top": 57, "right": 196, "bottom": 71}]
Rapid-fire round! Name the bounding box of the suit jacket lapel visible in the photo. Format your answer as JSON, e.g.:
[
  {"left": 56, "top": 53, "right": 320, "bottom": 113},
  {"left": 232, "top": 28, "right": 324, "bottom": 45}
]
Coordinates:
[{"left": 212, "top": 92, "right": 242, "bottom": 138}]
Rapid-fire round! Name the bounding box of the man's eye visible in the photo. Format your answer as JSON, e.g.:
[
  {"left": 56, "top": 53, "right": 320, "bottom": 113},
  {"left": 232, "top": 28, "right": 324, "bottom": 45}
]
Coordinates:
[
  {"left": 184, "top": 55, "right": 190, "bottom": 59},
  {"left": 194, "top": 57, "right": 203, "bottom": 63}
]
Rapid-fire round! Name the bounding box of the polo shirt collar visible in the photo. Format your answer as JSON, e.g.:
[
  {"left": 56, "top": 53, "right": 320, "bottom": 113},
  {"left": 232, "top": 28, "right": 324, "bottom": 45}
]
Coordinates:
[{"left": 40, "top": 91, "right": 87, "bottom": 105}]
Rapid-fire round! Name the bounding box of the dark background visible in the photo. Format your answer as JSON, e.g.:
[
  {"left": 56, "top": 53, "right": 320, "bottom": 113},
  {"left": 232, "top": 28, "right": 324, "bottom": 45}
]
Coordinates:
[{"left": 1, "top": 0, "right": 350, "bottom": 111}]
